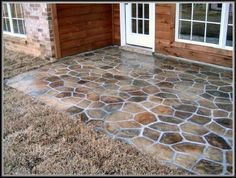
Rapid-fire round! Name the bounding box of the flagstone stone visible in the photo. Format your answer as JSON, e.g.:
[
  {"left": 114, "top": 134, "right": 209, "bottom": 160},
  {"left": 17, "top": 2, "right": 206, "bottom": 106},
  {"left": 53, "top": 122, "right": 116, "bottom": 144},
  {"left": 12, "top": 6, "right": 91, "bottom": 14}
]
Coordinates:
[
  {"left": 66, "top": 106, "right": 84, "bottom": 115},
  {"left": 122, "top": 102, "right": 146, "bottom": 113},
  {"left": 172, "top": 142, "right": 205, "bottom": 155},
  {"left": 158, "top": 115, "right": 183, "bottom": 124},
  {"left": 150, "top": 122, "right": 179, "bottom": 132},
  {"left": 143, "top": 128, "right": 160, "bottom": 141},
  {"left": 49, "top": 80, "right": 64, "bottom": 88},
  {"left": 147, "top": 143, "right": 174, "bottom": 161},
  {"left": 180, "top": 122, "right": 208, "bottom": 135},
  {"left": 134, "top": 112, "right": 157, "bottom": 125},
  {"left": 188, "top": 115, "right": 211, "bottom": 125},
  {"left": 160, "top": 132, "right": 183, "bottom": 144},
  {"left": 196, "top": 107, "right": 211, "bottom": 116},
  {"left": 204, "top": 133, "right": 231, "bottom": 149},
  {"left": 142, "top": 85, "right": 160, "bottom": 94},
  {"left": 174, "top": 111, "right": 192, "bottom": 119},
  {"left": 151, "top": 105, "right": 174, "bottom": 116},
  {"left": 104, "top": 103, "right": 123, "bottom": 112},
  {"left": 182, "top": 133, "right": 205, "bottom": 144},
  {"left": 117, "top": 121, "right": 142, "bottom": 129},
  {"left": 214, "top": 118, "right": 232, "bottom": 129},
  {"left": 204, "top": 146, "right": 223, "bottom": 163},
  {"left": 175, "top": 153, "right": 199, "bottom": 169},
  {"left": 192, "top": 159, "right": 223, "bottom": 175},
  {"left": 216, "top": 103, "right": 232, "bottom": 112},
  {"left": 128, "top": 96, "right": 147, "bottom": 102},
  {"left": 101, "top": 96, "right": 124, "bottom": 103},
  {"left": 106, "top": 111, "right": 132, "bottom": 122},
  {"left": 117, "top": 129, "right": 141, "bottom": 138},
  {"left": 173, "top": 104, "right": 197, "bottom": 113},
  {"left": 86, "top": 109, "right": 107, "bottom": 119},
  {"left": 226, "top": 151, "right": 232, "bottom": 164},
  {"left": 155, "top": 92, "right": 178, "bottom": 99},
  {"left": 206, "top": 121, "right": 225, "bottom": 135},
  {"left": 132, "top": 137, "right": 154, "bottom": 152}
]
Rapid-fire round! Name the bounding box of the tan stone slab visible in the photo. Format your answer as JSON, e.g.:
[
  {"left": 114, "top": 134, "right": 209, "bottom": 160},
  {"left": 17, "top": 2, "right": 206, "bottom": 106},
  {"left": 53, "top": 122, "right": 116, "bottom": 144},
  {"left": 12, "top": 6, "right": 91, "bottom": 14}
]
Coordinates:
[
  {"left": 122, "top": 102, "right": 146, "bottom": 113},
  {"left": 106, "top": 111, "right": 133, "bottom": 122},
  {"left": 132, "top": 137, "right": 154, "bottom": 152},
  {"left": 175, "top": 153, "right": 199, "bottom": 170},
  {"left": 147, "top": 143, "right": 174, "bottom": 162},
  {"left": 204, "top": 146, "right": 223, "bottom": 163}
]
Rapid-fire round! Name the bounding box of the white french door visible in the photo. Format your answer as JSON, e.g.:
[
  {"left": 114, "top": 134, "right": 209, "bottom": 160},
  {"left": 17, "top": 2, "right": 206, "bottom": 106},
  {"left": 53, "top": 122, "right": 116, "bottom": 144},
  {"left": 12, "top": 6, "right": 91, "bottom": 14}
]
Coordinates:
[{"left": 125, "top": 3, "right": 155, "bottom": 49}]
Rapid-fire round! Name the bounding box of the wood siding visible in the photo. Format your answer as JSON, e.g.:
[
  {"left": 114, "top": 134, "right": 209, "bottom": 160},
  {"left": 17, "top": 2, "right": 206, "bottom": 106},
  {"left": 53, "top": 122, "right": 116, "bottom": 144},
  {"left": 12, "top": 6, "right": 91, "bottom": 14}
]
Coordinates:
[
  {"left": 112, "top": 4, "right": 120, "bottom": 45},
  {"left": 155, "top": 4, "right": 232, "bottom": 67},
  {"left": 56, "top": 4, "right": 113, "bottom": 57}
]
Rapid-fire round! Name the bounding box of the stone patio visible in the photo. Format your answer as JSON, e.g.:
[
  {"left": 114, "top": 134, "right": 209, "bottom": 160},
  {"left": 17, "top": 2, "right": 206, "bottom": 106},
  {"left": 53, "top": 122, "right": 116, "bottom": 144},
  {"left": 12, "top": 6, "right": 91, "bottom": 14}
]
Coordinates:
[{"left": 6, "top": 46, "right": 233, "bottom": 175}]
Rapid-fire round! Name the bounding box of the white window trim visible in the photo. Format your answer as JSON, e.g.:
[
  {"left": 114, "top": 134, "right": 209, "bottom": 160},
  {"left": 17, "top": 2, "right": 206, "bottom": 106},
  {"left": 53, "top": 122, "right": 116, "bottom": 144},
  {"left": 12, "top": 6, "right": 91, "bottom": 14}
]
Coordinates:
[
  {"left": 175, "top": 3, "right": 233, "bottom": 51},
  {"left": 3, "top": 3, "right": 26, "bottom": 38}
]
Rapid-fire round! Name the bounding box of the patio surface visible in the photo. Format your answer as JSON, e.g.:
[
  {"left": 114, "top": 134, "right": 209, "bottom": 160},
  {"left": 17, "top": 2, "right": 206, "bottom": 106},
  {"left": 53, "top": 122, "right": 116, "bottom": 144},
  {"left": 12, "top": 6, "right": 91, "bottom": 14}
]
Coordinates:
[{"left": 6, "top": 46, "right": 233, "bottom": 175}]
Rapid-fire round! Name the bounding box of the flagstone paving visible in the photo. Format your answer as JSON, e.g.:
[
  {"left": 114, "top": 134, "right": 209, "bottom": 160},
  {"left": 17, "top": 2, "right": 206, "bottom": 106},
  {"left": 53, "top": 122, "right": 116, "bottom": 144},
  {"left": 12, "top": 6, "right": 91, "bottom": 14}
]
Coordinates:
[{"left": 6, "top": 46, "right": 233, "bottom": 175}]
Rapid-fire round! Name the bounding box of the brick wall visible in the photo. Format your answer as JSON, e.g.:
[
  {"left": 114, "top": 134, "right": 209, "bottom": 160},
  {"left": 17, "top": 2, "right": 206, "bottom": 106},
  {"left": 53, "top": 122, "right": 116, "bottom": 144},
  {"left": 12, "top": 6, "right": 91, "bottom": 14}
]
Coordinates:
[{"left": 3, "top": 3, "right": 55, "bottom": 59}]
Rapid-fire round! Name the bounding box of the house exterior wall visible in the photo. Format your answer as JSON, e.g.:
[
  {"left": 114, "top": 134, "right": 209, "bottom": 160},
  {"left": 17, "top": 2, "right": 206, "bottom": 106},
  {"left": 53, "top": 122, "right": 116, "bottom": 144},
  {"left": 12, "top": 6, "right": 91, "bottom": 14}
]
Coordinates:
[
  {"left": 56, "top": 4, "right": 113, "bottom": 57},
  {"left": 155, "top": 4, "right": 232, "bottom": 67},
  {"left": 112, "top": 3, "right": 232, "bottom": 67},
  {"left": 3, "top": 3, "right": 55, "bottom": 59}
]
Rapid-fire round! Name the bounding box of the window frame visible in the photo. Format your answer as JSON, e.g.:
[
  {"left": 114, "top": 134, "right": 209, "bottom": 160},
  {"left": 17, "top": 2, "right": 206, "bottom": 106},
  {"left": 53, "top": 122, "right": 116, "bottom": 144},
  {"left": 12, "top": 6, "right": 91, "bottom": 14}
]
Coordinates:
[
  {"left": 175, "top": 2, "right": 233, "bottom": 50},
  {"left": 3, "top": 3, "right": 26, "bottom": 38}
]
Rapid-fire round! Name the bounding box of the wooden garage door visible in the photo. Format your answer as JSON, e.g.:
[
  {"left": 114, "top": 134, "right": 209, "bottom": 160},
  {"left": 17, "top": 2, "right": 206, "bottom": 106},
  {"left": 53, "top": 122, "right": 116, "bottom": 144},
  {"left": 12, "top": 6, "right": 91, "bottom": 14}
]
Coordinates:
[{"left": 56, "top": 4, "right": 113, "bottom": 57}]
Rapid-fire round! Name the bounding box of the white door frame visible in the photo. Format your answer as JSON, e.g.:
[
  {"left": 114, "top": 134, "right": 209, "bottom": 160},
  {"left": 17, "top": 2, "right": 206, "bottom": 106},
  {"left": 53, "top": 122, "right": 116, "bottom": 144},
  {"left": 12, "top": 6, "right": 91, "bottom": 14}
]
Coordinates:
[{"left": 120, "top": 3, "right": 155, "bottom": 52}]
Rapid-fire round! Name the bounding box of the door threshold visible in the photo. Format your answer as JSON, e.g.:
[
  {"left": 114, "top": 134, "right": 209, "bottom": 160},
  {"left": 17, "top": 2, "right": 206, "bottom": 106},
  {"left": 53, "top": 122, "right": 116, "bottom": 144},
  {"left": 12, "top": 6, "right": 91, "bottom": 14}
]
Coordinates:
[{"left": 119, "top": 45, "right": 153, "bottom": 56}]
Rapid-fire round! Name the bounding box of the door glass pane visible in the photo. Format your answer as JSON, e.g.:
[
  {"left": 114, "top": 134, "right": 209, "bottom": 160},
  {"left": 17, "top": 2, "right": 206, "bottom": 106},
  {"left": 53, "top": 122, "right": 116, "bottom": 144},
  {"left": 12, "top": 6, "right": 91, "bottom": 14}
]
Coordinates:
[
  {"left": 179, "top": 20, "right": 191, "bottom": 40},
  {"left": 138, "top": 20, "right": 143, "bottom": 33},
  {"left": 132, "top": 19, "right": 137, "bottom": 33},
  {"left": 179, "top": 4, "right": 192, "bottom": 19},
  {"left": 207, "top": 3, "right": 222, "bottom": 22},
  {"left": 13, "top": 19, "right": 19, "bottom": 33},
  {"left": 193, "top": 3, "right": 206, "bottom": 21},
  {"left": 206, "top": 23, "right": 220, "bottom": 44},
  {"left": 144, "top": 4, "right": 149, "bottom": 19},
  {"left": 138, "top": 3, "right": 143, "bottom": 18},
  {"left": 192, "top": 22, "right": 205, "bottom": 42},
  {"left": 226, "top": 26, "right": 232, "bottom": 46},
  {"left": 10, "top": 4, "right": 17, "bottom": 18},
  {"left": 144, "top": 20, "right": 149, "bottom": 34},
  {"left": 132, "top": 3, "right": 136, "bottom": 18}
]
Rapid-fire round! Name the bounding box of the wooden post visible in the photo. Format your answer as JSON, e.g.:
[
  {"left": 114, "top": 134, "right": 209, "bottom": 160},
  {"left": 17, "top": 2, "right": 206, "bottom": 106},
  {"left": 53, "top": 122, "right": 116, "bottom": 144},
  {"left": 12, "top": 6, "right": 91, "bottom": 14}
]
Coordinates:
[{"left": 51, "top": 4, "right": 61, "bottom": 58}]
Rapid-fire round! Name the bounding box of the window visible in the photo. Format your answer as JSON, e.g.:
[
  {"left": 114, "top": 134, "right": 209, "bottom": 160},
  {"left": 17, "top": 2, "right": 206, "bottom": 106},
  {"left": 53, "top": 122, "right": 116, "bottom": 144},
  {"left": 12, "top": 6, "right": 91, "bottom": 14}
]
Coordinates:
[
  {"left": 176, "top": 3, "right": 233, "bottom": 50},
  {"left": 3, "top": 3, "right": 26, "bottom": 36},
  {"left": 131, "top": 3, "right": 150, "bottom": 35}
]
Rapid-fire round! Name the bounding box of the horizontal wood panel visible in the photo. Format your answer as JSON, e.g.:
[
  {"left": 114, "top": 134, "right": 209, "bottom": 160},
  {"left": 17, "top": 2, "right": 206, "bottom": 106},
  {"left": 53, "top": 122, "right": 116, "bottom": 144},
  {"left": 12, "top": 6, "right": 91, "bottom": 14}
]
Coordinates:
[
  {"left": 61, "top": 39, "right": 112, "bottom": 57},
  {"left": 61, "top": 33, "right": 112, "bottom": 50},
  {"left": 57, "top": 4, "right": 111, "bottom": 18},
  {"left": 56, "top": 4, "right": 113, "bottom": 57},
  {"left": 155, "top": 4, "right": 232, "bottom": 67},
  {"left": 59, "top": 20, "right": 112, "bottom": 35},
  {"left": 58, "top": 12, "right": 110, "bottom": 27},
  {"left": 156, "top": 44, "right": 232, "bottom": 67}
]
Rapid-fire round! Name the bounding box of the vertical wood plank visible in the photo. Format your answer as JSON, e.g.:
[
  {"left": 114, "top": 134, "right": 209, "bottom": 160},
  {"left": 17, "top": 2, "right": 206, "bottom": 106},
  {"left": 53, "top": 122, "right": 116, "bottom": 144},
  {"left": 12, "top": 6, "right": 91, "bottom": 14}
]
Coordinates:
[{"left": 51, "top": 4, "right": 61, "bottom": 58}]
